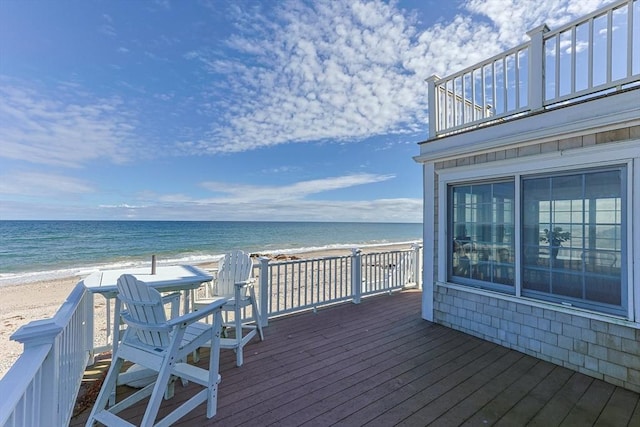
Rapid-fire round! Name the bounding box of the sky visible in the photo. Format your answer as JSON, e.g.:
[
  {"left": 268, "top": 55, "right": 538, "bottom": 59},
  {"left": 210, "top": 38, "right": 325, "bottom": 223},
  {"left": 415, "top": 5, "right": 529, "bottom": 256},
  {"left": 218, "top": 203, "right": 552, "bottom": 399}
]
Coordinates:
[{"left": 0, "top": 0, "right": 616, "bottom": 222}]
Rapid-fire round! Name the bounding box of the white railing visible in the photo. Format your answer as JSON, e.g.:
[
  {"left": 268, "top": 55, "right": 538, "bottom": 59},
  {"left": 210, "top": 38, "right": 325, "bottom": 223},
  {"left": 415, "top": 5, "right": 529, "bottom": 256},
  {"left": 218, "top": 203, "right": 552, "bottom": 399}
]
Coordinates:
[
  {"left": 0, "top": 245, "right": 422, "bottom": 426},
  {"left": 361, "top": 249, "right": 416, "bottom": 296},
  {"left": 0, "top": 283, "right": 93, "bottom": 427},
  {"left": 427, "top": 0, "right": 640, "bottom": 138},
  {"left": 256, "top": 246, "right": 422, "bottom": 324}
]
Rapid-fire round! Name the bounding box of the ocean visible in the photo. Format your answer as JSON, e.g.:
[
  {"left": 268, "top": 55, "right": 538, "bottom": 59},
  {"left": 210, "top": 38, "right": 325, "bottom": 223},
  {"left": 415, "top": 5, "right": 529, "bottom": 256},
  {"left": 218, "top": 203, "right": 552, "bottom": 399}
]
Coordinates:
[{"left": 0, "top": 220, "right": 422, "bottom": 285}]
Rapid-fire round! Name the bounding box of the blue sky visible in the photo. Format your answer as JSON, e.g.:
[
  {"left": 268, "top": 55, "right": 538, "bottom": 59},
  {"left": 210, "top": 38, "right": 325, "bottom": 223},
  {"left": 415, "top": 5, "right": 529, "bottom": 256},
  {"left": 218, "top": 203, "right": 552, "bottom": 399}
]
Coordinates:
[{"left": 0, "top": 0, "right": 614, "bottom": 222}]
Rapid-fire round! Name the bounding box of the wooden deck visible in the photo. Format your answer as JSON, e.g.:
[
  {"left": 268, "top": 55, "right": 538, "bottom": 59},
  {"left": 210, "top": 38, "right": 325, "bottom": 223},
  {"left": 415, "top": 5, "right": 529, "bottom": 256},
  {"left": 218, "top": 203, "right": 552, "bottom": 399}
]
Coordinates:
[{"left": 72, "top": 289, "right": 640, "bottom": 426}]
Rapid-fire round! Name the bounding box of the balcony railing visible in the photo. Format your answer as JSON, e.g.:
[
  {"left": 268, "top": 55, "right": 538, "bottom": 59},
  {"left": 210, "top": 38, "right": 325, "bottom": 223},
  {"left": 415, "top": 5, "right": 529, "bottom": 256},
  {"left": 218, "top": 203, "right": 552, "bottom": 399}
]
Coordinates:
[
  {"left": 427, "top": 0, "right": 640, "bottom": 138},
  {"left": 0, "top": 245, "right": 421, "bottom": 426},
  {"left": 0, "top": 283, "right": 93, "bottom": 427}
]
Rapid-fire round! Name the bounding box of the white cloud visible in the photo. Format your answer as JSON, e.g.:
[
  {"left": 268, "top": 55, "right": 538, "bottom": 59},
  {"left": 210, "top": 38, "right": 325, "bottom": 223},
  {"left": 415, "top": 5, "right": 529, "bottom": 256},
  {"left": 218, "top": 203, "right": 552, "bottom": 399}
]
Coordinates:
[
  {"left": 186, "top": 0, "right": 429, "bottom": 154},
  {"left": 184, "top": 0, "right": 613, "bottom": 155},
  {"left": 85, "top": 173, "right": 417, "bottom": 222},
  {"left": 0, "top": 80, "right": 137, "bottom": 167},
  {"left": 200, "top": 173, "right": 395, "bottom": 202},
  {"left": 99, "top": 14, "right": 117, "bottom": 37},
  {"left": 93, "top": 196, "right": 422, "bottom": 222},
  {"left": 0, "top": 172, "right": 93, "bottom": 196}
]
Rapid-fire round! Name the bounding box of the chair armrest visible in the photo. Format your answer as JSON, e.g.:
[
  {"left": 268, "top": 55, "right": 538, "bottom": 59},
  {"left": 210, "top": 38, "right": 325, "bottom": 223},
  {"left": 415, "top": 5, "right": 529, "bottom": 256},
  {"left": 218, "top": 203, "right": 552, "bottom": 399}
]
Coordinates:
[
  {"left": 168, "top": 297, "right": 227, "bottom": 327},
  {"left": 234, "top": 278, "right": 255, "bottom": 288}
]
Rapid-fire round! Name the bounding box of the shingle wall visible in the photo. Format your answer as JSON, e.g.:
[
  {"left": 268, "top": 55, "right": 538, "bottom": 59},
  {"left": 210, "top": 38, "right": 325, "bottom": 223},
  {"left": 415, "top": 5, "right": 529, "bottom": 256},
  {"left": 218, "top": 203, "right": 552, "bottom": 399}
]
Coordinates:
[
  {"left": 434, "top": 286, "right": 640, "bottom": 393},
  {"left": 427, "top": 124, "right": 640, "bottom": 392}
]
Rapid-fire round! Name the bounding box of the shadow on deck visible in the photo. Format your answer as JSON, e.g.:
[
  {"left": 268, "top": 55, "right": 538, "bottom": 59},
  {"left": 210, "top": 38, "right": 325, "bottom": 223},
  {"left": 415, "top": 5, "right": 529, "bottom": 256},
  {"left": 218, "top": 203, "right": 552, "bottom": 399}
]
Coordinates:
[{"left": 71, "top": 290, "right": 640, "bottom": 426}]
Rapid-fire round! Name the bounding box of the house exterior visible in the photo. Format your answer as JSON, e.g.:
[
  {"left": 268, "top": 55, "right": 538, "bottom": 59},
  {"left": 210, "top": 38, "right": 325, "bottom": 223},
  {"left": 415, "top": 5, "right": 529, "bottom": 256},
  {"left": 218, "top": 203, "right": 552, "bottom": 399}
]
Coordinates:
[{"left": 415, "top": 0, "right": 640, "bottom": 392}]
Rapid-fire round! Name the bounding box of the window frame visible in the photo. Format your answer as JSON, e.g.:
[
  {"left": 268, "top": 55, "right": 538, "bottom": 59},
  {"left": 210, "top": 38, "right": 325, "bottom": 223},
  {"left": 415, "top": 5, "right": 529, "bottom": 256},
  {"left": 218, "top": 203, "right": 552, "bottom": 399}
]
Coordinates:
[
  {"left": 519, "top": 166, "right": 627, "bottom": 316},
  {"left": 447, "top": 179, "right": 516, "bottom": 294},
  {"left": 436, "top": 142, "right": 638, "bottom": 320}
]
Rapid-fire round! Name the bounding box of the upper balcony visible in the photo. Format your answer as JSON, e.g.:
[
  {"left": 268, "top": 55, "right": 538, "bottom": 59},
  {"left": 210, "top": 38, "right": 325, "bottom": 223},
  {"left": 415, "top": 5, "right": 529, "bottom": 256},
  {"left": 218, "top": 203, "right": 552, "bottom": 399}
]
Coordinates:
[{"left": 426, "top": 0, "right": 640, "bottom": 140}]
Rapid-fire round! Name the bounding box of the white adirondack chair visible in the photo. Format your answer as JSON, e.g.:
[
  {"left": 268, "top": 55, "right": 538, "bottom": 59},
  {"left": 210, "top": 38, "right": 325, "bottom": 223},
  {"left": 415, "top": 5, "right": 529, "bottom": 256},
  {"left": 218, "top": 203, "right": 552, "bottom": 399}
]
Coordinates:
[
  {"left": 193, "top": 250, "right": 264, "bottom": 367},
  {"left": 86, "top": 274, "right": 226, "bottom": 427}
]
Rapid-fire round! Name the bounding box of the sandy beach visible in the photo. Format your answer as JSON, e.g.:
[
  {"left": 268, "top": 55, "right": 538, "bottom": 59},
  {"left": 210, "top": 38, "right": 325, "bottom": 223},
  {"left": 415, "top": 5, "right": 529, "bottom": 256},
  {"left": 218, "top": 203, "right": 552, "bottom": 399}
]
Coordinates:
[{"left": 0, "top": 243, "right": 417, "bottom": 379}]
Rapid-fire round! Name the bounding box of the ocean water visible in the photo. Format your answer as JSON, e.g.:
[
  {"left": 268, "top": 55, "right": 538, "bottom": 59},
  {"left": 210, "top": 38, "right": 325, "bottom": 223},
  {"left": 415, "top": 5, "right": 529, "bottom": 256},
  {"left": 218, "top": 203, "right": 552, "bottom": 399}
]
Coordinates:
[{"left": 0, "top": 220, "right": 422, "bottom": 285}]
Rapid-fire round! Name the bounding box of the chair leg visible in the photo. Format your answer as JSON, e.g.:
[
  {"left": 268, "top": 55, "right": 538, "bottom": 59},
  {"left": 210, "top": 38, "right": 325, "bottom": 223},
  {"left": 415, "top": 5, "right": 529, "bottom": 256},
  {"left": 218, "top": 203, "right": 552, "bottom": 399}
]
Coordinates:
[
  {"left": 207, "top": 311, "right": 223, "bottom": 418},
  {"left": 140, "top": 363, "right": 173, "bottom": 426},
  {"left": 249, "top": 287, "right": 264, "bottom": 341},
  {"left": 235, "top": 306, "right": 243, "bottom": 367},
  {"left": 85, "top": 356, "right": 124, "bottom": 426}
]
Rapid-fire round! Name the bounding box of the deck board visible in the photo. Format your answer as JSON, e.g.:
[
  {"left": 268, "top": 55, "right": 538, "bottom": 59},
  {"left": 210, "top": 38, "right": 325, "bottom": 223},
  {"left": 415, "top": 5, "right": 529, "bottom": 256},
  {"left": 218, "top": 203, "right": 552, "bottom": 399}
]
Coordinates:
[{"left": 72, "top": 289, "right": 640, "bottom": 426}]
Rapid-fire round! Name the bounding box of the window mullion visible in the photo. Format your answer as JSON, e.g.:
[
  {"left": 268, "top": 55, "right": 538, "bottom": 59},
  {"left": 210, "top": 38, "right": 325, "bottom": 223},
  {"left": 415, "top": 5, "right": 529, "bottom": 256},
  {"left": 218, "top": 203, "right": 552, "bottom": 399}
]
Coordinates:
[{"left": 515, "top": 174, "right": 522, "bottom": 296}]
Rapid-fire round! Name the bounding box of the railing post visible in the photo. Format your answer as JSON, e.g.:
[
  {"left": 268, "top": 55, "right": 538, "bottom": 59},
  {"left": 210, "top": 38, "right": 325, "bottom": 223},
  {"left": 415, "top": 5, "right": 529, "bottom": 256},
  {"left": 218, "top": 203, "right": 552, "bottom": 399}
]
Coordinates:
[
  {"left": 526, "top": 24, "right": 549, "bottom": 111},
  {"left": 426, "top": 74, "right": 440, "bottom": 139},
  {"left": 258, "top": 256, "right": 270, "bottom": 326},
  {"left": 411, "top": 243, "right": 423, "bottom": 289},
  {"left": 11, "top": 319, "right": 63, "bottom": 425},
  {"left": 351, "top": 248, "right": 362, "bottom": 304},
  {"left": 84, "top": 288, "right": 96, "bottom": 365}
]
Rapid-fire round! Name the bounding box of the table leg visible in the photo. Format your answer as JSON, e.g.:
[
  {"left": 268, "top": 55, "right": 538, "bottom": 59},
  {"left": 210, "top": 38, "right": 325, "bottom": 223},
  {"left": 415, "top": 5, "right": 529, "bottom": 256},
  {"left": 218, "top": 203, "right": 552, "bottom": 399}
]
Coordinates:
[
  {"left": 183, "top": 289, "right": 190, "bottom": 314},
  {"left": 105, "top": 295, "right": 112, "bottom": 347},
  {"left": 113, "top": 297, "right": 121, "bottom": 355}
]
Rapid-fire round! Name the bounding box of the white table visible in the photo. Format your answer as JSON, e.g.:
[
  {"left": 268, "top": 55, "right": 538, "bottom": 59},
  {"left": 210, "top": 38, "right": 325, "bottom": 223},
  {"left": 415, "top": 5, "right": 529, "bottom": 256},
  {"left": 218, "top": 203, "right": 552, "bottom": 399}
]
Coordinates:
[{"left": 83, "top": 265, "right": 213, "bottom": 353}]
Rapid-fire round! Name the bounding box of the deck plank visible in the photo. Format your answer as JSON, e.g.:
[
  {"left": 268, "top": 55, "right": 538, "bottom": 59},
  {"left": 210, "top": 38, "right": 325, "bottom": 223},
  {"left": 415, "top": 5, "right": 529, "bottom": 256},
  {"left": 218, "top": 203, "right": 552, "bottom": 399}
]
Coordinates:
[
  {"left": 460, "top": 359, "right": 555, "bottom": 426},
  {"left": 415, "top": 352, "right": 536, "bottom": 426},
  {"left": 560, "top": 379, "right": 615, "bottom": 426},
  {"left": 494, "top": 365, "right": 574, "bottom": 426},
  {"left": 71, "top": 289, "right": 640, "bottom": 427}
]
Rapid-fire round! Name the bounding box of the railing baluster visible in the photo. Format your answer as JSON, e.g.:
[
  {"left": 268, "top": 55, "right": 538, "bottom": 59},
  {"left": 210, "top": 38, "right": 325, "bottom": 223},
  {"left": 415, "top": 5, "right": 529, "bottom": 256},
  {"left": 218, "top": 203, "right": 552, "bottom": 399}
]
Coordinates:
[
  {"left": 607, "top": 9, "right": 613, "bottom": 84},
  {"left": 627, "top": 0, "right": 634, "bottom": 77},
  {"left": 589, "top": 16, "right": 594, "bottom": 88},
  {"left": 571, "top": 25, "right": 577, "bottom": 94}
]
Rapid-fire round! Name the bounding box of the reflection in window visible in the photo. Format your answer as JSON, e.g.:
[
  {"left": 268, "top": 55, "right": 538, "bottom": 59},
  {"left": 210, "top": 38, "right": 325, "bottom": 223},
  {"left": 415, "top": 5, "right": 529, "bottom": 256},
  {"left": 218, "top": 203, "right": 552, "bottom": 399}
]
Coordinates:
[
  {"left": 449, "top": 181, "right": 515, "bottom": 289},
  {"left": 522, "top": 168, "right": 625, "bottom": 315}
]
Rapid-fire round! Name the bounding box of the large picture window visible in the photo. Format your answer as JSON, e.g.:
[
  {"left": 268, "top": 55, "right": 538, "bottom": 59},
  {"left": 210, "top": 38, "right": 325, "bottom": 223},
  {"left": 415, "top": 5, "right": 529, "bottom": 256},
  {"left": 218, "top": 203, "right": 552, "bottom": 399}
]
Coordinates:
[
  {"left": 522, "top": 168, "right": 625, "bottom": 315},
  {"left": 449, "top": 181, "right": 515, "bottom": 290},
  {"left": 446, "top": 166, "right": 627, "bottom": 316}
]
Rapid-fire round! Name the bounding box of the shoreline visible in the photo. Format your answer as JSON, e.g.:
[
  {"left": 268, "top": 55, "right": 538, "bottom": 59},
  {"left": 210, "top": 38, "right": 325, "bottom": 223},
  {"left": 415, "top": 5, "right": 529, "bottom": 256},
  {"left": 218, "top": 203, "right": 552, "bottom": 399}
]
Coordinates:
[
  {"left": 0, "top": 240, "right": 421, "bottom": 287},
  {"left": 0, "top": 242, "right": 419, "bottom": 379}
]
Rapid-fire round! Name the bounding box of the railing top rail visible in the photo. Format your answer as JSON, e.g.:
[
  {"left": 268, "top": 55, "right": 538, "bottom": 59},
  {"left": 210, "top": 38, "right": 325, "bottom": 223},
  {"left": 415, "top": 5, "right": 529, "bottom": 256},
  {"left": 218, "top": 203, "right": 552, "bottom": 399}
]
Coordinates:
[
  {"left": 542, "top": 0, "right": 632, "bottom": 39},
  {"left": 267, "top": 254, "right": 352, "bottom": 266},
  {"left": 434, "top": 0, "right": 634, "bottom": 87},
  {"left": 55, "top": 282, "right": 88, "bottom": 323}
]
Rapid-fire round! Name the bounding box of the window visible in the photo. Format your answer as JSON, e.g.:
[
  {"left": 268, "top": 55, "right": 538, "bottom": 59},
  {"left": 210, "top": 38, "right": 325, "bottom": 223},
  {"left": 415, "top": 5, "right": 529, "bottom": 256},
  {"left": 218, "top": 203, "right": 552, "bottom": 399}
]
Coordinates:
[
  {"left": 446, "top": 166, "right": 627, "bottom": 316},
  {"left": 522, "top": 168, "right": 625, "bottom": 315},
  {"left": 449, "top": 181, "right": 515, "bottom": 291}
]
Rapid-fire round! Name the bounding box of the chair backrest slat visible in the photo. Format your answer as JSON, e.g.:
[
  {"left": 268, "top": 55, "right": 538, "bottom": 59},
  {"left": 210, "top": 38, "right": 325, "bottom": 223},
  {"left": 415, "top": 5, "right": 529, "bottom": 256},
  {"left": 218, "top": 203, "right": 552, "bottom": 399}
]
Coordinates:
[
  {"left": 215, "top": 251, "right": 253, "bottom": 297},
  {"left": 117, "top": 274, "right": 170, "bottom": 348}
]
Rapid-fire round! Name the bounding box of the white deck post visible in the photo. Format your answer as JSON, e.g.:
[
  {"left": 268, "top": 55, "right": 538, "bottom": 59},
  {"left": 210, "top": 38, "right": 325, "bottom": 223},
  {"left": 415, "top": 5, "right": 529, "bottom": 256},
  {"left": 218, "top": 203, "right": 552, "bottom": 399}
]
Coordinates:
[
  {"left": 258, "top": 256, "right": 270, "bottom": 326},
  {"left": 526, "top": 24, "right": 549, "bottom": 111},
  {"left": 11, "top": 320, "right": 63, "bottom": 425},
  {"left": 351, "top": 248, "right": 362, "bottom": 304},
  {"left": 422, "top": 163, "right": 435, "bottom": 321},
  {"left": 411, "top": 243, "right": 423, "bottom": 288},
  {"left": 426, "top": 75, "right": 440, "bottom": 139}
]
